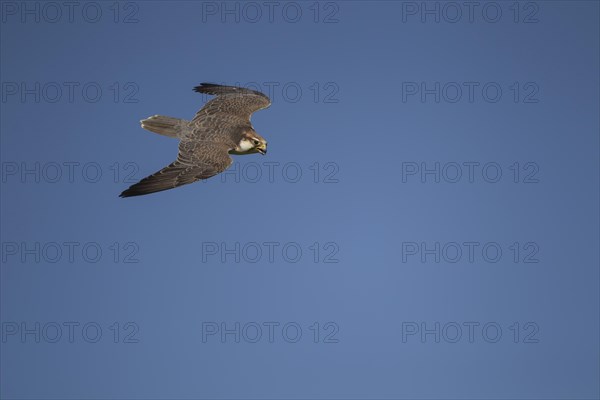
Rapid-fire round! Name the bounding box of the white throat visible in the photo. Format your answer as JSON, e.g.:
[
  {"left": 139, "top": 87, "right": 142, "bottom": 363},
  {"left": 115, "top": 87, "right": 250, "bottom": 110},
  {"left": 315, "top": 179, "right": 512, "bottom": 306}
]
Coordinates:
[{"left": 238, "top": 139, "right": 254, "bottom": 152}]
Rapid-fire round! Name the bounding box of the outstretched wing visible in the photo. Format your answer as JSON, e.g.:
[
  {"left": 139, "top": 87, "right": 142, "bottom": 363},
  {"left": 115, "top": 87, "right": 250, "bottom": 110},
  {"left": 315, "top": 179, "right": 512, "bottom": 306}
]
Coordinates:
[
  {"left": 119, "top": 141, "right": 232, "bottom": 198},
  {"left": 191, "top": 83, "right": 271, "bottom": 141}
]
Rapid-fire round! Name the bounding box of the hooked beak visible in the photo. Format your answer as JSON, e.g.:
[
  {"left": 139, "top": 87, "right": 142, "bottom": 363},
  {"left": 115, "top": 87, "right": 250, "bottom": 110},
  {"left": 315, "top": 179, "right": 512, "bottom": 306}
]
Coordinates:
[{"left": 257, "top": 146, "right": 267, "bottom": 155}]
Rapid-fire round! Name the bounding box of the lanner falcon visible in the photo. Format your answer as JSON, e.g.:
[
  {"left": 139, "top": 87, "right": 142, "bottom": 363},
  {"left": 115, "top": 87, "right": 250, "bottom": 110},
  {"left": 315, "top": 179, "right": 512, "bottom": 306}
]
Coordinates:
[{"left": 119, "top": 83, "right": 271, "bottom": 198}]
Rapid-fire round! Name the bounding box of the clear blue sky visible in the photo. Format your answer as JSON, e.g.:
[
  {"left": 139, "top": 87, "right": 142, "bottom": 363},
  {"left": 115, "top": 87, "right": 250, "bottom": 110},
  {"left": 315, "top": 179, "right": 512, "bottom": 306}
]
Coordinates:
[{"left": 1, "top": 1, "right": 599, "bottom": 398}]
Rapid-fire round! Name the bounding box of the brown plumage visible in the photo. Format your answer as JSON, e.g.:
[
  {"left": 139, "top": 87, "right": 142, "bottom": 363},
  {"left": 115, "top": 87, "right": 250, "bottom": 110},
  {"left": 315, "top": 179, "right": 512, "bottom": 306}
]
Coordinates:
[{"left": 119, "top": 83, "right": 271, "bottom": 198}]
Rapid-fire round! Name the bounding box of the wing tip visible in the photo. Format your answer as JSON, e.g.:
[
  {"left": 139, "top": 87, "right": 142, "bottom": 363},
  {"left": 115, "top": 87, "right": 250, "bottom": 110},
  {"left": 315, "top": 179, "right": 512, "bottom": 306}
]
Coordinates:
[
  {"left": 119, "top": 184, "right": 166, "bottom": 198},
  {"left": 192, "top": 83, "right": 269, "bottom": 101},
  {"left": 119, "top": 189, "right": 136, "bottom": 198},
  {"left": 119, "top": 189, "right": 154, "bottom": 198},
  {"left": 119, "top": 183, "right": 156, "bottom": 198},
  {"left": 193, "top": 83, "right": 219, "bottom": 93}
]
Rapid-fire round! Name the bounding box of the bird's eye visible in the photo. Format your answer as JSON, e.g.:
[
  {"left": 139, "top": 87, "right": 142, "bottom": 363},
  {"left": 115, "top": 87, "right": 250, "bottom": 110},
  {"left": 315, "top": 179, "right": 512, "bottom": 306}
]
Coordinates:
[{"left": 252, "top": 139, "right": 260, "bottom": 145}]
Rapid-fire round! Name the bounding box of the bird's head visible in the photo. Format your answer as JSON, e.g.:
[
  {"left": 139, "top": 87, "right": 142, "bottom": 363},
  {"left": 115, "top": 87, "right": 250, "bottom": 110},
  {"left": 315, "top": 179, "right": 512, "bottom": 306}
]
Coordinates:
[{"left": 237, "top": 130, "right": 267, "bottom": 155}]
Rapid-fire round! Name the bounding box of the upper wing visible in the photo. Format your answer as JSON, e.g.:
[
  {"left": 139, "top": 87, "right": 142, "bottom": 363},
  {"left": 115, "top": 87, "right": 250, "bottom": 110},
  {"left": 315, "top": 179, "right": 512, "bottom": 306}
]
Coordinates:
[
  {"left": 119, "top": 141, "right": 232, "bottom": 198},
  {"left": 191, "top": 83, "right": 271, "bottom": 133}
]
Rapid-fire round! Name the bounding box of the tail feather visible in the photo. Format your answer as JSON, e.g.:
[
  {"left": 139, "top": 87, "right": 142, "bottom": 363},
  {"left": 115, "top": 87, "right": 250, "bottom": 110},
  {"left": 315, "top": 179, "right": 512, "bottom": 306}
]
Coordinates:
[{"left": 140, "top": 115, "right": 187, "bottom": 138}]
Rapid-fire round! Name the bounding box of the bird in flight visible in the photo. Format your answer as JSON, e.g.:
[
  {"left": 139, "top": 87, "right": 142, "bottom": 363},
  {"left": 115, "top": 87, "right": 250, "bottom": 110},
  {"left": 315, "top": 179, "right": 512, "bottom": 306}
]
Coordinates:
[{"left": 119, "top": 83, "right": 271, "bottom": 198}]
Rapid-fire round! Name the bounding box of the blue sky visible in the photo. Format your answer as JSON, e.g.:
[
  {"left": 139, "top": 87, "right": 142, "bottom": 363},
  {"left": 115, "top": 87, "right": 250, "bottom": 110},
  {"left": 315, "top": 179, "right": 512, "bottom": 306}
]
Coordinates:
[{"left": 1, "top": 1, "right": 599, "bottom": 398}]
